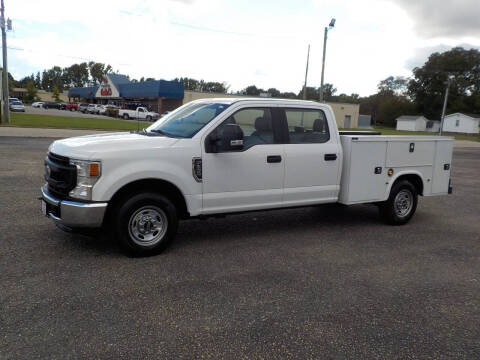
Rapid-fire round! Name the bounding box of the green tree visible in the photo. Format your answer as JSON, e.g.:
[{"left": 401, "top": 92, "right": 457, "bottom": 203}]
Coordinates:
[
  {"left": 376, "top": 96, "right": 417, "bottom": 126},
  {"left": 408, "top": 47, "right": 480, "bottom": 118},
  {"left": 23, "top": 80, "right": 38, "bottom": 103},
  {"left": 88, "top": 62, "right": 113, "bottom": 85},
  {"left": 52, "top": 84, "right": 61, "bottom": 102},
  {"left": 35, "top": 72, "right": 41, "bottom": 88}
]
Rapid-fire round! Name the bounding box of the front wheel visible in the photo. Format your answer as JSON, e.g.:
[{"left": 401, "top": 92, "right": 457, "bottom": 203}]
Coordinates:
[
  {"left": 115, "top": 193, "right": 178, "bottom": 256},
  {"left": 379, "top": 180, "right": 418, "bottom": 225},
  {"left": 123, "top": 113, "right": 129, "bottom": 120}
]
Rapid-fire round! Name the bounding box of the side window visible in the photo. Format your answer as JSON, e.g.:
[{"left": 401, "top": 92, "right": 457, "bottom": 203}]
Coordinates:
[
  {"left": 216, "top": 108, "right": 275, "bottom": 149},
  {"left": 455, "top": 119, "right": 460, "bottom": 127},
  {"left": 284, "top": 109, "right": 330, "bottom": 144}
]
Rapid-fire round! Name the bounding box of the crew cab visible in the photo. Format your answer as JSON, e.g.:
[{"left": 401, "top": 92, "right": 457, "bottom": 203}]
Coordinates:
[
  {"left": 40, "top": 98, "right": 454, "bottom": 256},
  {"left": 118, "top": 106, "right": 159, "bottom": 121}
]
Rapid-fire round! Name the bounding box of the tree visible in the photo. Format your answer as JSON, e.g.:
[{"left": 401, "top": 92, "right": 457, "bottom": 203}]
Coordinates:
[
  {"left": 244, "top": 85, "right": 262, "bottom": 96},
  {"left": 378, "top": 76, "right": 409, "bottom": 95},
  {"left": 267, "top": 88, "right": 281, "bottom": 97},
  {"left": 376, "top": 96, "right": 417, "bottom": 126},
  {"left": 52, "top": 84, "right": 61, "bottom": 102},
  {"left": 23, "top": 80, "right": 38, "bottom": 103},
  {"left": 408, "top": 47, "right": 480, "bottom": 118},
  {"left": 88, "top": 62, "right": 113, "bottom": 85},
  {"left": 35, "top": 72, "right": 41, "bottom": 88}
]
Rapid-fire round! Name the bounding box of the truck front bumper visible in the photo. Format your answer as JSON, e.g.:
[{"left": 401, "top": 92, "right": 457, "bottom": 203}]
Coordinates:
[{"left": 40, "top": 185, "right": 108, "bottom": 228}]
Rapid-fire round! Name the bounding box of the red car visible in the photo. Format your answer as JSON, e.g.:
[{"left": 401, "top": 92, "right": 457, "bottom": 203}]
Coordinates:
[{"left": 66, "top": 103, "right": 78, "bottom": 111}]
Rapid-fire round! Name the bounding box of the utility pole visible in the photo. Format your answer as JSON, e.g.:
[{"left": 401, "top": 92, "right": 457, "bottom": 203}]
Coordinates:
[
  {"left": 319, "top": 18, "right": 335, "bottom": 102},
  {"left": 303, "top": 44, "right": 310, "bottom": 100},
  {"left": 1, "top": 0, "right": 9, "bottom": 124},
  {"left": 439, "top": 75, "right": 453, "bottom": 136}
]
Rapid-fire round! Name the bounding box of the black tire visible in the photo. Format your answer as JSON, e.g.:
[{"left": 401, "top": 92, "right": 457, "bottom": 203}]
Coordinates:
[
  {"left": 146, "top": 115, "right": 152, "bottom": 121},
  {"left": 123, "top": 113, "right": 129, "bottom": 120},
  {"left": 379, "top": 180, "right": 418, "bottom": 225},
  {"left": 114, "top": 192, "right": 178, "bottom": 256}
]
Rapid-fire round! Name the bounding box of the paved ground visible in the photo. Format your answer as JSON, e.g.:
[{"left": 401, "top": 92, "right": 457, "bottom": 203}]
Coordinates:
[
  {"left": 25, "top": 105, "right": 113, "bottom": 119},
  {"left": 1, "top": 137, "right": 479, "bottom": 359}
]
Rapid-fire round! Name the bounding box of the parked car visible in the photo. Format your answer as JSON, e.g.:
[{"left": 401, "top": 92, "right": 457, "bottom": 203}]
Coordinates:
[
  {"left": 86, "top": 104, "right": 97, "bottom": 114},
  {"left": 59, "top": 103, "right": 68, "bottom": 110},
  {"left": 78, "top": 103, "right": 89, "bottom": 113},
  {"left": 9, "top": 97, "right": 20, "bottom": 104},
  {"left": 9, "top": 100, "right": 25, "bottom": 112},
  {"left": 118, "top": 106, "right": 159, "bottom": 121},
  {"left": 41, "top": 98, "right": 454, "bottom": 256},
  {"left": 105, "top": 105, "right": 119, "bottom": 117},
  {"left": 32, "top": 102, "right": 45, "bottom": 108},
  {"left": 66, "top": 103, "right": 78, "bottom": 111},
  {"left": 42, "top": 102, "right": 61, "bottom": 109},
  {"left": 95, "top": 105, "right": 107, "bottom": 115}
]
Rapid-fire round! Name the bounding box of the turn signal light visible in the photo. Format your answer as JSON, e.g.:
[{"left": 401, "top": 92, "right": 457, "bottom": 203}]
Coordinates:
[{"left": 89, "top": 163, "right": 100, "bottom": 177}]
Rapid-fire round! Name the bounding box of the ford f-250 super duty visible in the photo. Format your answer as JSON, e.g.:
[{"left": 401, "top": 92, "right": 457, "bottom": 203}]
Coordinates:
[{"left": 41, "top": 98, "right": 454, "bottom": 256}]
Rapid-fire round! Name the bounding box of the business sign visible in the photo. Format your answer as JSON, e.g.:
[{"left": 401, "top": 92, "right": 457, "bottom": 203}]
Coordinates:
[{"left": 95, "top": 75, "right": 120, "bottom": 98}]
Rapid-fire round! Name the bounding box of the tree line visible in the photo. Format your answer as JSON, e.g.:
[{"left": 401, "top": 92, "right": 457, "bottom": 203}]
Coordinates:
[{"left": 11, "top": 47, "right": 480, "bottom": 126}]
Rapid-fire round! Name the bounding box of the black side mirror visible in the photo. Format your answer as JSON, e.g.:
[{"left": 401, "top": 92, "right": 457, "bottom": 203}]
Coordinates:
[{"left": 209, "top": 124, "right": 244, "bottom": 152}]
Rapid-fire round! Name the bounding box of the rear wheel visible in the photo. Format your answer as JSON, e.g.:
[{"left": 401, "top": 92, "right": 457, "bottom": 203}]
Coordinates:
[
  {"left": 123, "top": 113, "right": 129, "bottom": 120},
  {"left": 379, "top": 180, "right": 418, "bottom": 225},
  {"left": 146, "top": 115, "right": 152, "bottom": 121},
  {"left": 114, "top": 192, "right": 178, "bottom": 256}
]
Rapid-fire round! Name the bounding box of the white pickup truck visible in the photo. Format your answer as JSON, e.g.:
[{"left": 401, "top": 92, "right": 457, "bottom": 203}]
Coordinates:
[
  {"left": 118, "top": 106, "right": 159, "bottom": 121},
  {"left": 41, "top": 98, "right": 453, "bottom": 256}
]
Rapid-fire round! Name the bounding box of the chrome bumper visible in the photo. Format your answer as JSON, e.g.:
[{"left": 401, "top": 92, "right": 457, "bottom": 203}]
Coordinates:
[{"left": 40, "top": 185, "right": 108, "bottom": 228}]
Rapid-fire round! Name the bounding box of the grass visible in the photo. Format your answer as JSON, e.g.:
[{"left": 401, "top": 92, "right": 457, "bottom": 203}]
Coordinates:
[
  {"left": 340, "top": 126, "right": 480, "bottom": 142},
  {"left": 1, "top": 112, "right": 152, "bottom": 131}
]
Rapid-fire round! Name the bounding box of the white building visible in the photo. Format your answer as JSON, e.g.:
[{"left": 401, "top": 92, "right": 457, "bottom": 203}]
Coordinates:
[
  {"left": 442, "top": 113, "right": 480, "bottom": 134},
  {"left": 396, "top": 115, "right": 428, "bottom": 131},
  {"left": 425, "top": 120, "right": 441, "bottom": 133}
]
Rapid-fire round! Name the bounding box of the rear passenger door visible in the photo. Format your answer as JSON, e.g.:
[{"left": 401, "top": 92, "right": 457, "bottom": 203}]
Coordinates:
[{"left": 282, "top": 108, "right": 341, "bottom": 206}]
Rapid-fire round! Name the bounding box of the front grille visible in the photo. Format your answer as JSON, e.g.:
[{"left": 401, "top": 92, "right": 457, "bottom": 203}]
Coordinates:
[{"left": 45, "top": 152, "right": 77, "bottom": 200}]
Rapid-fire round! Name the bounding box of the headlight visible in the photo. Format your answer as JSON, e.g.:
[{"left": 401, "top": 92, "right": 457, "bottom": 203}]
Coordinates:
[{"left": 69, "top": 159, "right": 101, "bottom": 200}]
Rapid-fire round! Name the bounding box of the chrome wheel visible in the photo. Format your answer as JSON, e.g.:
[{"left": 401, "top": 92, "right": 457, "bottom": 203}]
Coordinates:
[
  {"left": 394, "top": 189, "right": 413, "bottom": 218},
  {"left": 128, "top": 206, "right": 168, "bottom": 247}
]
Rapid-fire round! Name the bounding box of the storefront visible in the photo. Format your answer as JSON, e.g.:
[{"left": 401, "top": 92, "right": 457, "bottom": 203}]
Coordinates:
[{"left": 68, "top": 74, "right": 184, "bottom": 114}]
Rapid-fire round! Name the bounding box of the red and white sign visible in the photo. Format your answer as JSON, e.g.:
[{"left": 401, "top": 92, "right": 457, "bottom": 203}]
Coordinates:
[{"left": 96, "top": 75, "right": 119, "bottom": 98}]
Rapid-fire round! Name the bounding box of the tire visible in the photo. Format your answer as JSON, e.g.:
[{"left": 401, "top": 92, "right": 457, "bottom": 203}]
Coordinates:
[
  {"left": 379, "top": 180, "right": 418, "bottom": 225},
  {"left": 123, "top": 113, "right": 129, "bottom": 120},
  {"left": 114, "top": 192, "right": 178, "bottom": 256},
  {"left": 146, "top": 115, "right": 152, "bottom": 121}
]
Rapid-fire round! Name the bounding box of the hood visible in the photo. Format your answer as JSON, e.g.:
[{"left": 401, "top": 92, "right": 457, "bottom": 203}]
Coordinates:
[{"left": 49, "top": 132, "right": 179, "bottom": 159}]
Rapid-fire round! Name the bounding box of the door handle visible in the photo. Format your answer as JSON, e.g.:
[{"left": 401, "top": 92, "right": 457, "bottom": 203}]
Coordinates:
[
  {"left": 267, "top": 155, "right": 282, "bottom": 163},
  {"left": 324, "top": 153, "right": 337, "bottom": 161}
]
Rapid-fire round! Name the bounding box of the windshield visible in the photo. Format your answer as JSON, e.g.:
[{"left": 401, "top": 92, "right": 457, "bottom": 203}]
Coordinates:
[
  {"left": 13, "top": 101, "right": 23, "bottom": 105},
  {"left": 147, "top": 102, "right": 230, "bottom": 138}
]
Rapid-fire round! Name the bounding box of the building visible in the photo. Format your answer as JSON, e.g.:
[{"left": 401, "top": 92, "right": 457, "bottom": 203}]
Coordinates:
[
  {"left": 442, "top": 113, "right": 480, "bottom": 134},
  {"left": 358, "top": 114, "right": 372, "bottom": 129},
  {"left": 395, "top": 115, "right": 428, "bottom": 131},
  {"left": 68, "top": 74, "right": 184, "bottom": 114},
  {"left": 425, "top": 120, "right": 440, "bottom": 133},
  {"left": 184, "top": 90, "right": 360, "bottom": 128},
  {"left": 11, "top": 88, "right": 69, "bottom": 102}
]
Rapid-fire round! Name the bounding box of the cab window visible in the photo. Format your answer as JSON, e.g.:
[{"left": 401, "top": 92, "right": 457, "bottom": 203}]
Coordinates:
[{"left": 284, "top": 109, "right": 330, "bottom": 144}]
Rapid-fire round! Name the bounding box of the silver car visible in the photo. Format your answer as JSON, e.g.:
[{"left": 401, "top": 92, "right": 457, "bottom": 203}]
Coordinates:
[{"left": 10, "top": 101, "right": 25, "bottom": 112}]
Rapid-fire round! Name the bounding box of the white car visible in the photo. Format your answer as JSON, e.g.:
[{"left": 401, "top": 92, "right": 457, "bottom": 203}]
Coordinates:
[
  {"left": 86, "top": 104, "right": 97, "bottom": 114},
  {"left": 10, "top": 101, "right": 25, "bottom": 112},
  {"left": 41, "top": 98, "right": 454, "bottom": 256},
  {"left": 32, "top": 102, "right": 45, "bottom": 108}
]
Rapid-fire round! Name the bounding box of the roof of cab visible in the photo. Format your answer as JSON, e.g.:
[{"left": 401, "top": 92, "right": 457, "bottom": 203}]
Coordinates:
[{"left": 190, "top": 97, "right": 324, "bottom": 106}]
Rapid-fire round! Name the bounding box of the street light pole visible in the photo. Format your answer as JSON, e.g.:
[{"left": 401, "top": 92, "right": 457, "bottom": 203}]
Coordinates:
[
  {"left": 439, "top": 76, "right": 453, "bottom": 136},
  {"left": 1, "top": 0, "right": 9, "bottom": 124},
  {"left": 303, "top": 44, "right": 310, "bottom": 100},
  {"left": 319, "top": 18, "right": 335, "bottom": 102}
]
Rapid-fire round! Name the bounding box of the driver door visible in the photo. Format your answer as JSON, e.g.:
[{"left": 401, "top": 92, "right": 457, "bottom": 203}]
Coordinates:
[{"left": 202, "top": 107, "right": 285, "bottom": 214}]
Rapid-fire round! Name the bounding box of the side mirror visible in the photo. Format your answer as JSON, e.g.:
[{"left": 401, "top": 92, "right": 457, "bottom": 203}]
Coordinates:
[{"left": 209, "top": 124, "right": 244, "bottom": 152}]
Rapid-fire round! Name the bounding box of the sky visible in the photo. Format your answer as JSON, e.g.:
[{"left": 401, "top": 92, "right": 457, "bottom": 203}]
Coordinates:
[{"left": 5, "top": 0, "right": 480, "bottom": 96}]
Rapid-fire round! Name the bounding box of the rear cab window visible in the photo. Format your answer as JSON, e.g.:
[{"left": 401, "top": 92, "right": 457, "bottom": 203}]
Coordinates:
[{"left": 283, "top": 108, "right": 330, "bottom": 144}]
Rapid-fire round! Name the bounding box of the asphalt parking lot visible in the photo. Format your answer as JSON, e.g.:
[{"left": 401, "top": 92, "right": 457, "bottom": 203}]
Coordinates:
[{"left": 1, "top": 136, "right": 479, "bottom": 359}]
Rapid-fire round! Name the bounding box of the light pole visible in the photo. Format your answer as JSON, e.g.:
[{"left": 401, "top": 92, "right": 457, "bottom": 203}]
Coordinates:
[
  {"left": 303, "top": 44, "right": 310, "bottom": 100},
  {"left": 0, "top": 0, "right": 11, "bottom": 124},
  {"left": 319, "top": 18, "right": 335, "bottom": 102},
  {"left": 439, "top": 75, "right": 454, "bottom": 136}
]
